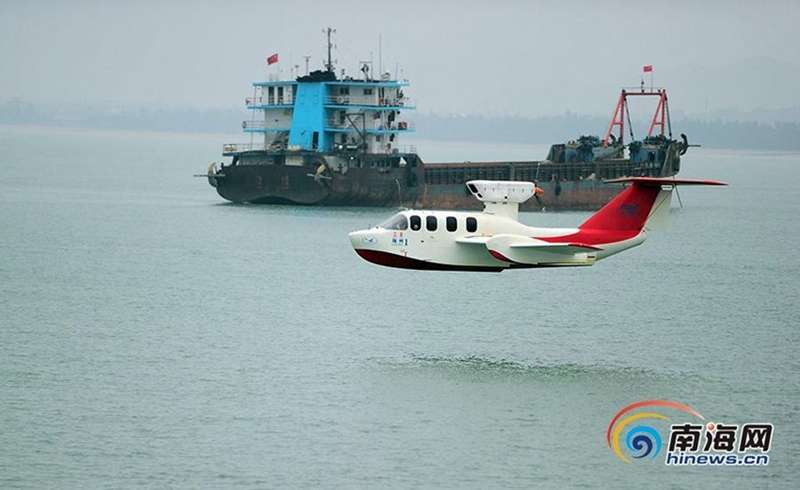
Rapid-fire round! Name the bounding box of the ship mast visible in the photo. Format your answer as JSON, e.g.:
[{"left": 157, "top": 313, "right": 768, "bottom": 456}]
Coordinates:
[{"left": 324, "top": 27, "right": 336, "bottom": 73}]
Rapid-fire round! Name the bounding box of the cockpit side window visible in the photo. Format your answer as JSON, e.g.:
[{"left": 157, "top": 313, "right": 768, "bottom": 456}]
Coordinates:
[
  {"left": 410, "top": 215, "right": 422, "bottom": 231},
  {"left": 378, "top": 213, "right": 408, "bottom": 230},
  {"left": 466, "top": 217, "right": 478, "bottom": 233}
]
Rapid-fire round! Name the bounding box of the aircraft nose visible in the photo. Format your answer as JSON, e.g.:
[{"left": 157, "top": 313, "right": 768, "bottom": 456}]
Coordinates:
[{"left": 349, "top": 229, "right": 379, "bottom": 249}]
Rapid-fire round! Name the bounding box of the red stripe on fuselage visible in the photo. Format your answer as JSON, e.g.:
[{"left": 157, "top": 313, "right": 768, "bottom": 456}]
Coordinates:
[
  {"left": 538, "top": 229, "right": 641, "bottom": 246},
  {"left": 488, "top": 249, "right": 514, "bottom": 263}
]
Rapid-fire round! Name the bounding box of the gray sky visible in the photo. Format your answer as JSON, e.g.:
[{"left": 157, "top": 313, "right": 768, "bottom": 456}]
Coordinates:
[{"left": 2, "top": 0, "right": 799, "bottom": 118}]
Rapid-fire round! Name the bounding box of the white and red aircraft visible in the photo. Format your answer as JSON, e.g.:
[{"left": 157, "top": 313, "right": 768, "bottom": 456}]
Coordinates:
[{"left": 348, "top": 178, "right": 726, "bottom": 272}]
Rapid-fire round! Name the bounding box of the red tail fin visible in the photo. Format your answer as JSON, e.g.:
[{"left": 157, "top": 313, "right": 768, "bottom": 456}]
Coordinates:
[
  {"left": 580, "top": 178, "right": 726, "bottom": 231},
  {"left": 580, "top": 182, "right": 660, "bottom": 231}
]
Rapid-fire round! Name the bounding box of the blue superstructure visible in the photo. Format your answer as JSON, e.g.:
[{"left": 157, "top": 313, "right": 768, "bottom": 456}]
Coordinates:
[
  {"left": 287, "top": 82, "right": 327, "bottom": 150},
  {"left": 239, "top": 71, "right": 415, "bottom": 154}
]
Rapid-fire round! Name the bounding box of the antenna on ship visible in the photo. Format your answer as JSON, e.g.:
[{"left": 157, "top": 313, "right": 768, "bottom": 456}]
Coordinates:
[
  {"left": 302, "top": 56, "right": 311, "bottom": 75},
  {"left": 323, "top": 27, "right": 337, "bottom": 73}
]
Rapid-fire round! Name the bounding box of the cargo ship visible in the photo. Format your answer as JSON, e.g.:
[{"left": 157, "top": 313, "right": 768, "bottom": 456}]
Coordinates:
[{"left": 202, "top": 32, "right": 689, "bottom": 211}]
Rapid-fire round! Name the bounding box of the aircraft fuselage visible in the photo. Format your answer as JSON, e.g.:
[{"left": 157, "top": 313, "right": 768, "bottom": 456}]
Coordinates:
[{"left": 348, "top": 210, "right": 646, "bottom": 272}]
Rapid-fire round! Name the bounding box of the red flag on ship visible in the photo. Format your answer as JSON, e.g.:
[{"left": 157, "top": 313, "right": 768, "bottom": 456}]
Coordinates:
[
  {"left": 643, "top": 65, "right": 653, "bottom": 73},
  {"left": 267, "top": 53, "right": 279, "bottom": 65}
]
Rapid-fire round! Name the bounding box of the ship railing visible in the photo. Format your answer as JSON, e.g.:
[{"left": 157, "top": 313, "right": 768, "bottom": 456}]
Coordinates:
[
  {"left": 378, "top": 97, "right": 414, "bottom": 108},
  {"left": 222, "top": 142, "right": 418, "bottom": 155},
  {"left": 324, "top": 96, "right": 416, "bottom": 108},
  {"left": 242, "top": 120, "right": 291, "bottom": 130},
  {"left": 246, "top": 96, "right": 294, "bottom": 107},
  {"left": 370, "top": 121, "right": 415, "bottom": 132},
  {"left": 340, "top": 121, "right": 415, "bottom": 132},
  {"left": 223, "top": 143, "right": 262, "bottom": 153},
  {"left": 326, "top": 118, "right": 356, "bottom": 129},
  {"left": 389, "top": 144, "right": 417, "bottom": 155},
  {"left": 324, "top": 120, "right": 415, "bottom": 131},
  {"left": 242, "top": 120, "right": 266, "bottom": 130}
]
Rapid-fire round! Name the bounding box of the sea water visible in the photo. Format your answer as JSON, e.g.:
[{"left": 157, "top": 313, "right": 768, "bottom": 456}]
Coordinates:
[{"left": 0, "top": 125, "right": 798, "bottom": 489}]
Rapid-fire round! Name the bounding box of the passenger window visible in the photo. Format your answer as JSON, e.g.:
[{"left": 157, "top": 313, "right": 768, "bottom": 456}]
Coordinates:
[
  {"left": 466, "top": 217, "right": 477, "bottom": 233},
  {"left": 410, "top": 215, "right": 421, "bottom": 231},
  {"left": 446, "top": 216, "right": 457, "bottom": 232},
  {"left": 426, "top": 216, "right": 438, "bottom": 232}
]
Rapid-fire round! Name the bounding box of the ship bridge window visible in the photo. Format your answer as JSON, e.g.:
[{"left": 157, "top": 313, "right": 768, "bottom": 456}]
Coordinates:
[
  {"left": 410, "top": 215, "right": 421, "bottom": 231},
  {"left": 446, "top": 216, "right": 457, "bottom": 232},
  {"left": 466, "top": 217, "right": 477, "bottom": 233},
  {"left": 426, "top": 216, "right": 438, "bottom": 232},
  {"left": 378, "top": 213, "right": 408, "bottom": 230}
]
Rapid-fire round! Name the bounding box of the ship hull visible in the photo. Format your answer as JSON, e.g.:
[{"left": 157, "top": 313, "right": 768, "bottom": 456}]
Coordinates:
[
  {"left": 215, "top": 163, "right": 424, "bottom": 207},
  {"left": 210, "top": 148, "right": 680, "bottom": 211},
  {"left": 213, "top": 150, "right": 427, "bottom": 207}
]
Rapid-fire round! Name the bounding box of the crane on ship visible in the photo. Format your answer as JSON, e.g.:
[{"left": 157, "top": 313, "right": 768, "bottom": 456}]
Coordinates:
[{"left": 603, "top": 86, "right": 689, "bottom": 156}]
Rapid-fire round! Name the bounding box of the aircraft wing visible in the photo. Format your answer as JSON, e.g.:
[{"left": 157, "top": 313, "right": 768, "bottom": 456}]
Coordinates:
[
  {"left": 486, "top": 234, "right": 599, "bottom": 266},
  {"left": 455, "top": 236, "right": 492, "bottom": 245},
  {"left": 509, "top": 241, "right": 603, "bottom": 254}
]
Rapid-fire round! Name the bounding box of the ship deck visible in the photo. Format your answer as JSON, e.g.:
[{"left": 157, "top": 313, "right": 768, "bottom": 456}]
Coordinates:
[{"left": 423, "top": 158, "right": 668, "bottom": 186}]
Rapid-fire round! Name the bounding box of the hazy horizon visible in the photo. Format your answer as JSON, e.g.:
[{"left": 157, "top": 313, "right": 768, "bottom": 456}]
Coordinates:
[{"left": 2, "top": 1, "right": 799, "bottom": 119}]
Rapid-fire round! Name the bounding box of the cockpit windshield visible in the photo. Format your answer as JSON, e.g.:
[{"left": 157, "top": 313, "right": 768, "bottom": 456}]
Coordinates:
[{"left": 377, "top": 213, "right": 408, "bottom": 230}]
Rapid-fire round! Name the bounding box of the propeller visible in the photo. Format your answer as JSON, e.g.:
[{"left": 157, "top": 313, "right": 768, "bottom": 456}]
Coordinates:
[
  {"left": 307, "top": 163, "right": 333, "bottom": 185},
  {"left": 679, "top": 133, "right": 689, "bottom": 155},
  {"left": 533, "top": 162, "right": 546, "bottom": 211},
  {"left": 533, "top": 184, "right": 545, "bottom": 211}
]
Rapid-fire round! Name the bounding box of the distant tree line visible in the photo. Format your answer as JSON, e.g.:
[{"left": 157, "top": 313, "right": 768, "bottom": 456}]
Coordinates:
[
  {"left": 413, "top": 114, "right": 800, "bottom": 151},
  {"left": 2, "top": 98, "right": 800, "bottom": 150}
]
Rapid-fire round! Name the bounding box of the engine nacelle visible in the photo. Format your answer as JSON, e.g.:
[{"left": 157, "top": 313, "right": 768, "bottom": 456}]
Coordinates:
[{"left": 466, "top": 180, "right": 538, "bottom": 204}]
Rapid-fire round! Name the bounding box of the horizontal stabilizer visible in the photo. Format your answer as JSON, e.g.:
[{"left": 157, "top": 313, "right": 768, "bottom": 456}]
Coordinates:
[
  {"left": 581, "top": 177, "right": 727, "bottom": 233},
  {"left": 604, "top": 177, "right": 727, "bottom": 187}
]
